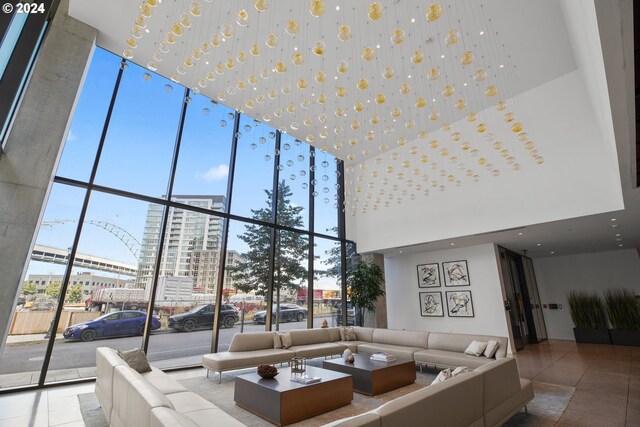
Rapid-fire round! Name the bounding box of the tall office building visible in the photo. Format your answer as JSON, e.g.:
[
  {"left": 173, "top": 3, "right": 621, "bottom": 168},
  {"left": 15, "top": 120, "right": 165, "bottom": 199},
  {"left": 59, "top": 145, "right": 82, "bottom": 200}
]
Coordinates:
[{"left": 136, "top": 195, "right": 226, "bottom": 292}]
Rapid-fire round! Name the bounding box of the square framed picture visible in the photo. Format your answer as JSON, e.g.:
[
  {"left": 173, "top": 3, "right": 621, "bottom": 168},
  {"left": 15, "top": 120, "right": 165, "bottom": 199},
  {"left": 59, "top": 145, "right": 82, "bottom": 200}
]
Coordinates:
[
  {"left": 445, "top": 290, "right": 474, "bottom": 317},
  {"left": 416, "top": 263, "right": 441, "bottom": 288},
  {"left": 419, "top": 292, "right": 444, "bottom": 317},
  {"left": 443, "top": 260, "right": 470, "bottom": 287}
]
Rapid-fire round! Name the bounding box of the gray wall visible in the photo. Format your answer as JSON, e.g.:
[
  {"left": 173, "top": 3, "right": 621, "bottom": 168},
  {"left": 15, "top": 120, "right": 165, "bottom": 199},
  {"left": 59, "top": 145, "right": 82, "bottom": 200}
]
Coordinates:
[{"left": 0, "top": 0, "right": 96, "bottom": 356}]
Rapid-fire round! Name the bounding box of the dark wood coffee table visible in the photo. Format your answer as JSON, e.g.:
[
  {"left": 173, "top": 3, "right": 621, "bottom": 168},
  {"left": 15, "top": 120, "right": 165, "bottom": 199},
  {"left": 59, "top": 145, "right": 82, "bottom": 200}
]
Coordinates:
[
  {"left": 234, "top": 366, "right": 352, "bottom": 426},
  {"left": 322, "top": 353, "right": 416, "bottom": 395}
]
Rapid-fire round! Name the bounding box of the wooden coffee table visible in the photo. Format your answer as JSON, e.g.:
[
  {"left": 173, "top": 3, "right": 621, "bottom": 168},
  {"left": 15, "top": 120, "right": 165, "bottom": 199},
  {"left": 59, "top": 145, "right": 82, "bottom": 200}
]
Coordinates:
[
  {"left": 234, "top": 366, "right": 352, "bottom": 426},
  {"left": 322, "top": 353, "right": 416, "bottom": 395}
]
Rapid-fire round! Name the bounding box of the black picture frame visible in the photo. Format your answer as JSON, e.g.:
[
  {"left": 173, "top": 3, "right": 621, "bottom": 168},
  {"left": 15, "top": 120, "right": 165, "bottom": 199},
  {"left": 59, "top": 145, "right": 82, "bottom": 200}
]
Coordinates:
[
  {"left": 445, "top": 290, "right": 474, "bottom": 317},
  {"left": 443, "top": 260, "right": 470, "bottom": 287},
  {"left": 419, "top": 291, "right": 444, "bottom": 317},
  {"left": 416, "top": 263, "right": 441, "bottom": 288}
]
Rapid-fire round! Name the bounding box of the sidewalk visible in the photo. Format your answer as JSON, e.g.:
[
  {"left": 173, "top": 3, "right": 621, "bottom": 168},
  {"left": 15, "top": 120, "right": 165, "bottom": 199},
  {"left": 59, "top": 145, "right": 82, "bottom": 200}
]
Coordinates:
[{"left": 6, "top": 334, "right": 50, "bottom": 344}]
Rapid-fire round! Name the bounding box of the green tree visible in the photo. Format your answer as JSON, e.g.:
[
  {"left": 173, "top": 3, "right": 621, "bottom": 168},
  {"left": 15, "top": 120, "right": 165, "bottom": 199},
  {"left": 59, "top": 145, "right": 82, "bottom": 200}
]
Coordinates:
[
  {"left": 227, "top": 181, "right": 309, "bottom": 309},
  {"left": 67, "top": 284, "right": 83, "bottom": 303},
  {"left": 44, "top": 281, "right": 62, "bottom": 299},
  {"left": 22, "top": 282, "right": 38, "bottom": 296},
  {"left": 320, "top": 228, "right": 356, "bottom": 283},
  {"left": 347, "top": 261, "right": 385, "bottom": 326}
]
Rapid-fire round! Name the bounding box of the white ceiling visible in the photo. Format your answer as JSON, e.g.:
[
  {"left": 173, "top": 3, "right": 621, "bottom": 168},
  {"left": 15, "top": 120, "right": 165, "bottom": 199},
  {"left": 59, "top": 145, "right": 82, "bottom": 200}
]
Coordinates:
[{"left": 67, "top": 0, "right": 639, "bottom": 258}]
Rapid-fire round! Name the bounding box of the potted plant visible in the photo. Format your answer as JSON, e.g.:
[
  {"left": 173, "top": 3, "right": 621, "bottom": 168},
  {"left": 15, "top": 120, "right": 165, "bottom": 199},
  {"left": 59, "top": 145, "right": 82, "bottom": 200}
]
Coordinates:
[
  {"left": 567, "top": 291, "right": 611, "bottom": 344},
  {"left": 604, "top": 289, "right": 640, "bottom": 346},
  {"left": 346, "top": 260, "right": 385, "bottom": 327}
]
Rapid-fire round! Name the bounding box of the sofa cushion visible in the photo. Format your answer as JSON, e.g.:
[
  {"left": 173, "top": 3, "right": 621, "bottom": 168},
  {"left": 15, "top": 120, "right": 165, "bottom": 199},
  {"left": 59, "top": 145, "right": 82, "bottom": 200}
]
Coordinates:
[
  {"left": 182, "top": 408, "right": 246, "bottom": 427},
  {"left": 413, "top": 349, "right": 494, "bottom": 369},
  {"left": 372, "top": 329, "right": 429, "bottom": 349},
  {"left": 341, "top": 327, "right": 357, "bottom": 341},
  {"left": 289, "top": 342, "right": 346, "bottom": 358},
  {"left": 202, "top": 349, "right": 295, "bottom": 371},
  {"left": 473, "top": 358, "right": 524, "bottom": 413},
  {"left": 96, "top": 347, "right": 127, "bottom": 422},
  {"left": 273, "top": 333, "right": 282, "bottom": 349},
  {"left": 327, "top": 327, "right": 342, "bottom": 342},
  {"left": 228, "top": 332, "right": 276, "bottom": 352},
  {"left": 141, "top": 367, "right": 188, "bottom": 395},
  {"left": 484, "top": 378, "right": 534, "bottom": 427},
  {"left": 357, "top": 343, "right": 423, "bottom": 360},
  {"left": 289, "top": 328, "right": 331, "bottom": 346},
  {"left": 151, "top": 407, "right": 199, "bottom": 427},
  {"left": 279, "top": 332, "right": 292, "bottom": 349},
  {"left": 118, "top": 348, "right": 152, "bottom": 373},
  {"left": 464, "top": 341, "right": 488, "bottom": 357},
  {"left": 339, "top": 340, "right": 367, "bottom": 353},
  {"left": 375, "top": 371, "right": 484, "bottom": 427},
  {"left": 428, "top": 332, "right": 508, "bottom": 359},
  {"left": 353, "top": 327, "right": 375, "bottom": 342},
  {"left": 165, "top": 391, "right": 218, "bottom": 414}
]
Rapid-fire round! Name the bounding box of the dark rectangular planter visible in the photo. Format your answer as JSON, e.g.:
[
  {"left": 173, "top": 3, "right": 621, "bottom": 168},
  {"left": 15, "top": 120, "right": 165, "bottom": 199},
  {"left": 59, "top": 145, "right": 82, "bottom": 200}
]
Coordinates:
[
  {"left": 573, "top": 328, "right": 612, "bottom": 344},
  {"left": 609, "top": 329, "right": 640, "bottom": 346}
]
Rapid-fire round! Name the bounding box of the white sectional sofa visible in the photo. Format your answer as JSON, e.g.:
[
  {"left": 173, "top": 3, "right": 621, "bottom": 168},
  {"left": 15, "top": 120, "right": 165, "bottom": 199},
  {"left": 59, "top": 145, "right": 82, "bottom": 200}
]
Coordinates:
[
  {"left": 324, "top": 357, "right": 534, "bottom": 427},
  {"left": 202, "top": 326, "right": 508, "bottom": 381},
  {"left": 96, "top": 347, "right": 243, "bottom": 427}
]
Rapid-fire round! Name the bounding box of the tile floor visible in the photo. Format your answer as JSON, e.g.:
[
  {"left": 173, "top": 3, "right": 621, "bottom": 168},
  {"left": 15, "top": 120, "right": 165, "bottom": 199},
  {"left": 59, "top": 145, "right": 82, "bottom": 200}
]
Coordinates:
[{"left": 0, "top": 339, "right": 636, "bottom": 426}]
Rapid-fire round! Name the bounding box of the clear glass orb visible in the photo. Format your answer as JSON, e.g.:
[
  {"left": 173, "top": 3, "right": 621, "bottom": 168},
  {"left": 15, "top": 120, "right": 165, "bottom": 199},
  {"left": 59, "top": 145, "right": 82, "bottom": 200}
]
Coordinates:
[
  {"left": 265, "top": 33, "right": 278, "bottom": 48},
  {"left": 461, "top": 142, "right": 470, "bottom": 151},
  {"left": 370, "top": 114, "right": 380, "bottom": 124},
  {"left": 254, "top": 0, "right": 268, "bottom": 12},
  {"left": 419, "top": 130, "right": 428, "bottom": 139},
  {"left": 250, "top": 43, "right": 261, "bottom": 56},
  {"left": 221, "top": 23, "right": 233, "bottom": 38},
  {"left": 147, "top": 61, "right": 158, "bottom": 71},
  {"left": 315, "top": 71, "right": 326, "bottom": 83},
  {"left": 220, "top": 120, "right": 227, "bottom": 127},
  {"left": 382, "top": 66, "right": 394, "bottom": 79},
  {"left": 460, "top": 51, "right": 474, "bottom": 66},
  {"left": 411, "top": 50, "right": 424, "bottom": 64},
  {"left": 391, "top": 107, "right": 401, "bottom": 118},
  {"left": 503, "top": 112, "right": 514, "bottom": 122},
  {"left": 429, "top": 110, "right": 440, "bottom": 121},
  {"left": 236, "top": 9, "right": 249, "bottom": 26},
  {"left": 492, "top": 141, "right": 503, "bottom": 150},
  {"left": 225, "top": 57, "right": 234, "bottom": 69},
  {"left": 134, "top": 16, "right": 146, "bottom": 29},
  {"left": 426, "top": 2, "right": 443, "bottom": 22},
  {"left": 440, "top": 148, "right": 449, "bottom": 156},
  {"left": 524, "top": 141, "right": 535, "bottom": 150},
  {"left": 190, "top": 1, "right": 202, "bottom": 16},
  {"left": 337, "top": 60, "right": 349, "bottom": 73},
  {"left": 362, "top": 47, "right": 375, "bottom": 61},
  {"left": 500, "top": 149, "right": 510, "bottom": 157},
  {"left": 366, "top": 131, "right": 375, "bottom": 141},
  {"left": 495, "top": 100, "right": 507, "bottom": 111},
  {"left": 338, "top": 25, "right": 352, "bottom": 41},
  {"left": 466, "top": 112, "right": 477, "bottom": 122},
  {"left": 445, "top": 29, "right": 459, "bottom": 46},
  {"left": 368, "top": 2, "right": 383, "bottom": 20},
  {"left": 397, "top": 137, "right": 407, "bottom": 146},
  {"left": 405, "top": 119, "right": 415, "bottom": 129},
  {"left": 473, "top": 68, "right": 487, "bottom": 83},
  {"left": 420, "top": 155, "right": 429, "bottom": 163},
  {"left": 313, "top": 40, "right": 326, "bottom": 55},
  {"left": 123, "top": 49, "right": 134, "bottom": 59},
  {"left": 350, "top": 120, "right": 359, "bottom": 129},
  {"left": 451, "top": 132, "right": 462, "bottom": 142}
]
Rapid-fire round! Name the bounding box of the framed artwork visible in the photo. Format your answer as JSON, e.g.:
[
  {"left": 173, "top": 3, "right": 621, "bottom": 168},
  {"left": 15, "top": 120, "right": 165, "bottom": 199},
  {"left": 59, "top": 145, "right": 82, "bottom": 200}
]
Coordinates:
[
  {"left": 419, "top": 292, "right": 444, "bottom": 317},
  {"left": 443, "top": 260, "right": 470, "bottom": 287},
  {"left": 445, "top": 290, "right": 474, "bottom": 317},
  {"left": 417, "top": 263, "right": 441, "bottom": 288}
]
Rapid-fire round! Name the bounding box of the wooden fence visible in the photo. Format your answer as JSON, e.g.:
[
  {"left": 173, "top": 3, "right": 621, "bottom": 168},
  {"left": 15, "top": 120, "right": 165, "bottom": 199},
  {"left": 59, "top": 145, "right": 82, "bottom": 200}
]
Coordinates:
[{"left": 9, "top": 311, "right": 101, "bottom": 335}]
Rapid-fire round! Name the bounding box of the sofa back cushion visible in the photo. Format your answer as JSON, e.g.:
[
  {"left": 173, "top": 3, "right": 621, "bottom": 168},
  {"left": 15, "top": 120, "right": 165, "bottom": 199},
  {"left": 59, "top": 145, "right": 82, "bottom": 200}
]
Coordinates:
[
  {"left": 151, "top": 407, "right": 200, "bottom": 427},
  {"left": 95, "top": 347, "right": 127, "bottom": 422},
  {"left": 428, "top": 332, "right": 508, "bottom": 358},
  {"left": 372, "top": 329, "right": 429, "bottom": 349},
  {"left": 113, "top": 365, "right": 174, "bottom": 427},
  {"left": 353, "top": 327, "right": 375, "bottom": 342},
  {"left": 327, "top": 327, "right": 341, "bottom": 342},
  {"left": 289, "top": 328, "right": 331, "bottom": 346},
  {"left": 229, "top": 332, "right": 275, "bottom": 352},
  {"left": 375, "top": 371, "right": 484, "bottom": 427},
  {"left": 474, "top": 358, "right": 522, "bottom": 412}
]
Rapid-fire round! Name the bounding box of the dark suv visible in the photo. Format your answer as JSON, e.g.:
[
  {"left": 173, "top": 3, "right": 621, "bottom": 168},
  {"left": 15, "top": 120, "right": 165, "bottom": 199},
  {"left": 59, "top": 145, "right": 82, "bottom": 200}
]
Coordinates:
[{"left": 168, "top": 304, "right": 238, "bottom": 332}]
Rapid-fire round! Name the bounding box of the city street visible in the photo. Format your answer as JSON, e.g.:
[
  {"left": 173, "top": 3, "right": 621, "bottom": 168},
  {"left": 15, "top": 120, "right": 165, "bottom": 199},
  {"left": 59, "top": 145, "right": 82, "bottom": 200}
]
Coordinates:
[{"left": 0, "top": 315, "right": 339, "bottom": 376}]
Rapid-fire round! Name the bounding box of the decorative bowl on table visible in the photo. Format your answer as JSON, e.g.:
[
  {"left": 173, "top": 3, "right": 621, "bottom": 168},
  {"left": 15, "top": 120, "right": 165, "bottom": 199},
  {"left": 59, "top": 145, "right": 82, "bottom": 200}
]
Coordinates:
[{"left": 257, "top": 364, "right": 279, "bottom": 379}]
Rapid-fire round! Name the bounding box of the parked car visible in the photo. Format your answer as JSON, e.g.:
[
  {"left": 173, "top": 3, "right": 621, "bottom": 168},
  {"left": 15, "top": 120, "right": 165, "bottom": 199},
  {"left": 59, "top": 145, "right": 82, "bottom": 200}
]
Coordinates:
[
  {"left": 253, "top": 304, "right": 308, "bottom": 324},
  {"left": 336, "top": 301, "right": 357, "bottom": 326},
  {"left": 63, "top": 310, "right": 160, "bottom": 342},
  {"left": 168, "top": 304, "right": 238, "bottom": 332}
]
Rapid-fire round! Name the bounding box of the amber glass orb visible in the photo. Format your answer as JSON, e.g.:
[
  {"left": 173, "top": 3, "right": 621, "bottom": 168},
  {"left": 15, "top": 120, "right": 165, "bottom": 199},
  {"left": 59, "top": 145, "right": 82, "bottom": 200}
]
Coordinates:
[
  {"left": 362, "top": 47, "right": 375, "bottom": 61},
  {"left": 313, "top": 40, "right": 326, "bottom": 55},
  {"left": 460, "top": 51, "right": 474, "bottom": 66},
  {"left": 292, "top": 53, "right": 304, "bottom": 65},
  {"left": 495, "top": 100, "right": 507, "bottom": 111},
  {"left": 286, "top": 19, "right": 299, "bottom": 35},
  {"left": 411, "top": 50, "right": 424, "bottom": 64},
  {"left": 318, "top": 93, "right": 327, "bottom": 104},
  {"left": 337, "top": 25, "right": 352, "bottom": 41},
  {"left": 336, "top": 87, "right": 347, "bottom": 98},
  {"left": 236, "top": 9, "right": 249, "bottom": 26},
  {"left": 236, "top": 51, "right": 247, "bottom": 63},
  {"left": 429, "top": 140, "right": 439, "bottom": 149},
  {"left": 309, "top": 0, "right": 325, "bottom": 17},
  {"left": 275, "top": 62, "right": 286, "bottom": 73},
  {"left": 337, "top": 60, "right": 348, "bottom": 73},
  {"left": 485, "top": 85, "right": 498, "bottom": 97},
  {"left": 511, "top": 122, "right": 523, "bottom": 133},
  {"left": 454, "top": 99, "right": 466, "bottom": 110},
  {"left": 368, "top": 2, "right": 383, "bottom": 20},
  {"left": 391, "top": 28, "right": 405, "bottom": 45},
  {"left": 357, "top": 79, "right": 369, "bottom": 90},
  {"left": 374, "top": 94, "right": 386, "bottom": 105},
  {"left": 524, "top": 141, "right": 535, "bottom": 150},
  {"left": 427, "top": 67, "right": 440, "bottom": 80},
  {"left": 382, "top": 67, "right": 394, "bottom": 79},
  {"left": 400, "top": 83, "right": 411, "bottom": 95},
  {"left": 445, "top": 29, "right": 459, "bottom": 46},
  {"left": 476, "top": 123, "right": 487, "bottom": 133},
  {"left": 416, "top": 98, "right": 426, "bottom": 108},
  {"left": 426, "top": 2, "right": 442, "bottom": 22},
  {"left": 442, "top": 84, "right": 455, "bottom": 97},
  {"left": 221, "top": 23, "right": 233, "bottom": 38},
  {"left": 429, "top": 110, "right": 440, "bottom": 121},
  {"left": 451, "top": 132, "right": 462, "bottom": 142},
  {"left": 391, "top": 107, "right": 401, "bottom": 118},
  {"left": 254, "top": 0, "right": 268, "bottom": 12},
  {"left": 503, "top": 112, "right": 514, "bottom": 123},
  {"left": 297, "top": 79, "right": 308, "bottom": 89},
  {"left": 466, "top": 112, "right": 477, "bottom": 122},
  {"left": 265, "top": 33, "right": 278, "bottom": 48}
]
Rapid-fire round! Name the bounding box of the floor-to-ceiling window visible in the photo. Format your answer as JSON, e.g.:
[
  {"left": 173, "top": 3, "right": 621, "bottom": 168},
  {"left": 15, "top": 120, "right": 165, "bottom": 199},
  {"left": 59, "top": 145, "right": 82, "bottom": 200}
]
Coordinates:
[{"left": 0, "top": 47, "right": 353, "bottom": 390}]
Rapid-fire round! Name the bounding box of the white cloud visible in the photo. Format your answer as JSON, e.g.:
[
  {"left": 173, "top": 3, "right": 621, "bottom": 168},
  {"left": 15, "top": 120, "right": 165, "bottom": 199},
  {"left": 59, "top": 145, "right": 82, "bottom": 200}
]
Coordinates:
[
  {"left": 67, "top": 130, "right": 78, "bottom": 142},
  {"left": 198, "top": 164, "right": 229, "bottom": 182}
]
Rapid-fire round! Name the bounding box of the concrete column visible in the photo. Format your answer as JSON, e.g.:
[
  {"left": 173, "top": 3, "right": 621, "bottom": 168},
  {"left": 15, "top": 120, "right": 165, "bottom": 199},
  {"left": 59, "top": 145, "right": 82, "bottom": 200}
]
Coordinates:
[
  {"left": 0, "top": 0, "right": 96, "bottom": 356},
  {"left": 361, "top": 253, "right": 388, "bottom": 328}
]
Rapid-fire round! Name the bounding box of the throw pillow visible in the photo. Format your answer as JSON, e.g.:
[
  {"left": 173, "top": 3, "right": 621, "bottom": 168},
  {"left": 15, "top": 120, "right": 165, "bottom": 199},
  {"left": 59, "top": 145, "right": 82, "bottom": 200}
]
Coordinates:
[
  {"left": 451, "top": 366, "right": 469, "bottom": 377},
  {"left": 464, "top": 340, "right": 488, "bottom": 357},
  {"left": 484, "top": 340, "right": 499, "bottom": 358},
  {"left": 279, "top": 332, "right": 292, "bottom": 349},
  {"left": 118, "top": 348, "right": 151, "bottom": 373},
  {"left": 431, "top": 368, "right": 452, "bottom": 385},
  {"left": 343, "top": 327, "right": 357, "bottom": 341},
  {"left": 273, "top": 332, "right": 282, "bottom": 349},
  {"left": 339, "top": 327, "right": 346, "bottom": 341}
]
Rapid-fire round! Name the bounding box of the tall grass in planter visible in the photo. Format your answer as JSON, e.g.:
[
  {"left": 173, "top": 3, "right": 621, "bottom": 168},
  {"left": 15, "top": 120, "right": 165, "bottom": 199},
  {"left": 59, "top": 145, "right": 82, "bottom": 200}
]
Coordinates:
[
  {"left": 604, "top": 289, "right": 640, "bottom": 346},
  {"left": 567, "top": 291, "right": 610, "bottom": 344}
]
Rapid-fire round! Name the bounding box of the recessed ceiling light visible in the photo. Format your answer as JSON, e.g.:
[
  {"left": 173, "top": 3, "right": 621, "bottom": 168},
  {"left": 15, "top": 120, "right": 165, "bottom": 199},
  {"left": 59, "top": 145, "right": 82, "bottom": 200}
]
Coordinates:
[
  {"left": 376, "top": 44, "right": 381, "bottom": 49},
  {"left": 432, "top": 98, "right": 436, "bottom": 102},
  {"left": 550, "top": 251, "right": 555, "bottom": 254},
  {"left": 479, "top": 31, "right": 484, "bottom": 35},
  {"left": 367, "top": 99, "right": 370, "bottom": 103},
  {"left": 441, "top": 54, "right": 445, "bottom": 59},
  {"left": 294, "top": 47, "right": 298, "bottom": 51},
  {"left": 536, "top": 243, "right": 541, "bottom": 246},
  {"left": 253, "top": 87, "right": 256, "bottom": 90},
  {"left": 334, "top": 76, "right": 338, "bottom": 80},
  {"left": 145, "top": 29, "right": 150, "bottom": 33},
  {"left": 518, "top": 232, "right": 523, "bottom": 236},
  {"left": 411, "top": 18, "right": 415, "bottom": 23},
  {"left": 205, "top": 61, "right": 209, "bottom": 65},
  {"left": 399, "top": 250, "right": 403, "bottom": 253},
  {"left": 619, "top": 244, "right": 624, "bottom": 247},
  {"left": 450, "top": 243, "right": 455, "bottom": 246},
  {"left": 463, "top": 82, "right": 467, "bottom": 86},
  {"left": 615, "top": 233, "right": 621, "bottom": 237},
  {"left": 336, "top": 5, "right": 340, "bottom": 10},
  {"left": 499, "top": 64, "right": 504, "bottom": 68},
  {"left": 408, "top": 75, "right": 412, "bottom": 79},
  {"left": 611, "top": 218, "right": 616, "bottom": 221},
  {"left": 222, "top": 38, "right": 226, "bottom": 42}
]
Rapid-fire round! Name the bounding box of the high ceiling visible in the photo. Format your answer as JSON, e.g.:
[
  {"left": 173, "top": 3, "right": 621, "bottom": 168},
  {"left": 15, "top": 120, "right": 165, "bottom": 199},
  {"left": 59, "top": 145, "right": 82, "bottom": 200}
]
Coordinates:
[{"left": 68, "top": 0, "right": 639, "bottom": 258}]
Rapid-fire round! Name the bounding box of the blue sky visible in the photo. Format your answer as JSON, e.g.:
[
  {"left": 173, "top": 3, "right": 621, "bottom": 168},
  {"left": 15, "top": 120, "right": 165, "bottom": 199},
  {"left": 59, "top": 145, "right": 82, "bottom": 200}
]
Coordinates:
[{"left": 28, "top": 47, "right": 341, "bottom": 280}]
